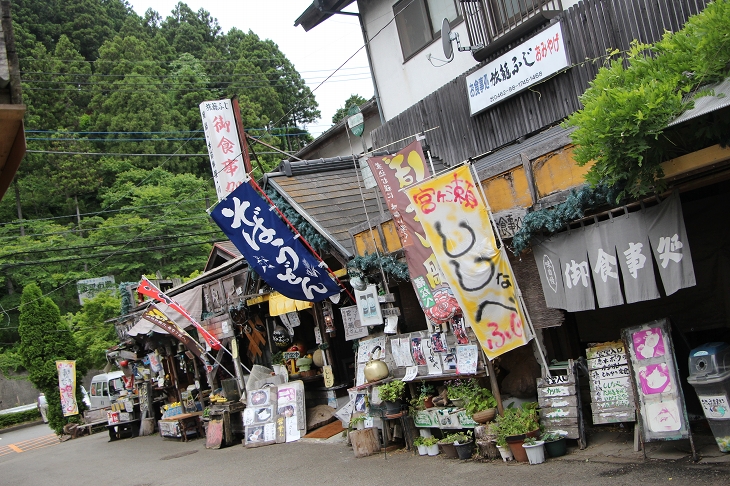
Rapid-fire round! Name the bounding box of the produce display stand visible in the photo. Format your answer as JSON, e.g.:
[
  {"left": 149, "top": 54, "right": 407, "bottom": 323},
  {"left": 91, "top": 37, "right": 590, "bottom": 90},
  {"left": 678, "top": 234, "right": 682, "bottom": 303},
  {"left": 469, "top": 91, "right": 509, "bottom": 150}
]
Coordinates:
[{"left": 159, "top": 412, "right": 205, "bottom": 442}]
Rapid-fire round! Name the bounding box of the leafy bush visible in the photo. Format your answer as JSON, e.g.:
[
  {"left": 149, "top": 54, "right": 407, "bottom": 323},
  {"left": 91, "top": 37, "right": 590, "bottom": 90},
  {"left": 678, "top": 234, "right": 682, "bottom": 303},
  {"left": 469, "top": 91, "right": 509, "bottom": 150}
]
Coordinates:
[
  {"left": 464, "top": 387, "right": 497, "bottom": 415},
  {"left": 493, "top": 402, "right": 540, "bottom": 447},
  {"left": 0, "top": 409, "right": 41, "bottom": 429},
  {"left": 378, "top": 380, "right": 405, "bottom": 402},
  {"left": 566, "top": 0, "right": 730, "bottom": 200}
]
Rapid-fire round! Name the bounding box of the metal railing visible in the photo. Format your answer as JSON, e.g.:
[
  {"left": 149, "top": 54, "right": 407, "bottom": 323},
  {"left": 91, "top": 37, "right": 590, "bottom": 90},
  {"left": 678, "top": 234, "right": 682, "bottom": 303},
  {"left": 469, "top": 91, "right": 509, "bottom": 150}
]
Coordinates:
[{"left": 460, "top": 0, "right": 563, "bottom": 48}]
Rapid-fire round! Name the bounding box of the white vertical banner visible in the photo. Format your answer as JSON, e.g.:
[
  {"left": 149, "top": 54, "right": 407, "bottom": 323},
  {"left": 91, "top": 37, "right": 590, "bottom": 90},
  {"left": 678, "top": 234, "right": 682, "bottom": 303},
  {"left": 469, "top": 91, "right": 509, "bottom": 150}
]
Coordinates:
[{"left": 200, "top": 99, "right": 247, "bottom": 200}]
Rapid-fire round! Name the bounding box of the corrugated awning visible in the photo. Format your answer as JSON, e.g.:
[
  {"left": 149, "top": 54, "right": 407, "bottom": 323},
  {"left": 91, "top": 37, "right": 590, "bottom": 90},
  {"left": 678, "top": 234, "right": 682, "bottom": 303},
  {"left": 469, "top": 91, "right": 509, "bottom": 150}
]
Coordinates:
[
  {"left": 268, "top": 292, "right": 313, "bottom": 316},
  {"left": 668, "top": 78, "right": 730, "bottom": 127}
]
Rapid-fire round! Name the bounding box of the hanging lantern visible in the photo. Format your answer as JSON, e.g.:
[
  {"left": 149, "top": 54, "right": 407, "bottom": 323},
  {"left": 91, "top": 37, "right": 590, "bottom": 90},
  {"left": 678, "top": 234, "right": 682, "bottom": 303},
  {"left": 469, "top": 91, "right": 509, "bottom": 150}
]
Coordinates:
[{"left": 272, "top": 325, "right": 291, "bottom": 349}]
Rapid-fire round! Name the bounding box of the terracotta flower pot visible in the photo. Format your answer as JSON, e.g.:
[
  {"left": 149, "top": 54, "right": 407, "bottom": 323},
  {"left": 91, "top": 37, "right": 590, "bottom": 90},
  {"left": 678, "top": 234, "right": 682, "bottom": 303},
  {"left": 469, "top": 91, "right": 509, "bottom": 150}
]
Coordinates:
[{"left": 506, "top": 436, "right": 529, "bottom": 462}]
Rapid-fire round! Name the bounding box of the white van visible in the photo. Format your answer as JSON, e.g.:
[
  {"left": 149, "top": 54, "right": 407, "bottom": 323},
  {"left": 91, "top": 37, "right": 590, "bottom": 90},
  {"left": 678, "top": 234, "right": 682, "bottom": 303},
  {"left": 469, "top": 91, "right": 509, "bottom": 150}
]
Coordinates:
[{"left": 89, "top": 371, "right": 124, "bottom": 409}]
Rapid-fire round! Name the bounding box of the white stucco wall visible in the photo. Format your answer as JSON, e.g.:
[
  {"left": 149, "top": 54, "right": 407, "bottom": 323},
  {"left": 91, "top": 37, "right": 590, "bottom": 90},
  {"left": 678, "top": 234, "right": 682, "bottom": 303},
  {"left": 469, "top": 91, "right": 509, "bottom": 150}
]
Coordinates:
[{"left": 359, "top": 0, "right": 479, "bottom": 121}]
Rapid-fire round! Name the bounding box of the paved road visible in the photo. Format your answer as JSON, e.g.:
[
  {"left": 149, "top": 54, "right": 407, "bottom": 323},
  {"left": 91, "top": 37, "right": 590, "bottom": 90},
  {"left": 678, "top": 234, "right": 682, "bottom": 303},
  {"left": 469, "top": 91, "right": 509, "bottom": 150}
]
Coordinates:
[{"left": 1, "top": 427, "right": 728, "bottom": 486}]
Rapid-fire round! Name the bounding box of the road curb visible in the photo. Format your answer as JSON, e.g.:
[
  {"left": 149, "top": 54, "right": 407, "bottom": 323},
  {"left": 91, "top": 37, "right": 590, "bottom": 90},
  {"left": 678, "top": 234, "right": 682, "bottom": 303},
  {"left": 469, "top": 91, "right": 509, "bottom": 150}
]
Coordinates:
[{"left": 0, "top": 419, "right": 45, "bottom": 434}]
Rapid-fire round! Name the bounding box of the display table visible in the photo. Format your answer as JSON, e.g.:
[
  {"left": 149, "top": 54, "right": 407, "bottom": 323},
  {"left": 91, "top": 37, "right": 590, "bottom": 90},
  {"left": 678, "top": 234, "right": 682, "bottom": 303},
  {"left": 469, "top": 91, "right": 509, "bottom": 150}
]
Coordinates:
[
  {"left": 207, "top": 401, "right": 245, "bottom": 448},
  {"left": 107, "top": 419, "right": 141, "bottom": 441},
  {"left": 159, "top": 412, "right": 204, "bottom": 442}
]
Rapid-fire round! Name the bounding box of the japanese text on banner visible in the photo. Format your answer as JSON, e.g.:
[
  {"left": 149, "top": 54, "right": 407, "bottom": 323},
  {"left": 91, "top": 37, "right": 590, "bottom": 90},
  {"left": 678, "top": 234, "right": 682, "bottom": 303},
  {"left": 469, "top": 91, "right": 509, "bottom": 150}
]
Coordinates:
[
  {"left": 210, "top": 182, "right": 340, "bottom": 302},
  {"left": 56, "top": 360, "right": 78, "bottom": 417},
  {"left": 366, "top": 141, "right": 460, "bottom": 323},
  {"left": 200, "top": 99, "right": 247, "bottom": 200},
  {"left": 406, "top": 165, "right": 528, "bottom": 359}
]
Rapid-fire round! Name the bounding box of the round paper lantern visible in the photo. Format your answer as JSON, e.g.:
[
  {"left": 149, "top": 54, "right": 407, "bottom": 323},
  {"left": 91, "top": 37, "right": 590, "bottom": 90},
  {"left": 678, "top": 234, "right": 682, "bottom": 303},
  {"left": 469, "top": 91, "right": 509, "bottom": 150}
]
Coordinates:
[{"left": 272, "top": 325, "right": 291, "bottom": 349}]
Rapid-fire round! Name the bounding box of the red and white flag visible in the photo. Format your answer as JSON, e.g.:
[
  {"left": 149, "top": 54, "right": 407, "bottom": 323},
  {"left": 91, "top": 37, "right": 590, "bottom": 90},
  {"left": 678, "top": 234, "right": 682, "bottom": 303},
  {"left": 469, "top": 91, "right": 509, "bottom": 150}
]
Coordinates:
[{"left": 137, "top": 277, "right": 221, "bottom": 350}]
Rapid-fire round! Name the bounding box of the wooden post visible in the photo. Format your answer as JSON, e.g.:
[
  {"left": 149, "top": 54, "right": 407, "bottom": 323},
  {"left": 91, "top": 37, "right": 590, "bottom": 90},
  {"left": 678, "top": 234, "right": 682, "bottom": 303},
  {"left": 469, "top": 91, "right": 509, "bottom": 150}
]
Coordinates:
[{"left": 486, "top": 358, "right": 504, "bottom": 416}]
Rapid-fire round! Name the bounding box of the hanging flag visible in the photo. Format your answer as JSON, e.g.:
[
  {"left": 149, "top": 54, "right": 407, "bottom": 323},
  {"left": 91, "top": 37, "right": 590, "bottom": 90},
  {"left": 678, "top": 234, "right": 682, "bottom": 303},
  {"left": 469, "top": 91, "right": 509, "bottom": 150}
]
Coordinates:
[
  {"left": 200, "top": 99, "right": 247, "bottom": 200},
  {"left": 141, "top": 304, "right": 206, "bottom": 359},
  {"left": 56, "top": 360, "right": 78, "bottom": 416},
  {"left": 137, "top": 277, "right": 222, "bottom": 350},
  {"left": 406, "top": 165, "right": 528, "bottom": 360},
  {"left": 209, "top": 182, "right": 340, "bottom": 302},
  {"left": 367, "top": 141, "right": 460, "bottom": 324}
]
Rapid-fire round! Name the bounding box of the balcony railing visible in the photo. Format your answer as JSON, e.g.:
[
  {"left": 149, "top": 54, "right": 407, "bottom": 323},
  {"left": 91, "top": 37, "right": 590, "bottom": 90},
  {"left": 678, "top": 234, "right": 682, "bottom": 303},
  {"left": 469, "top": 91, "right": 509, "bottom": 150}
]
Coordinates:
[{"left": 460, "top": 0, "right": 563, "bottom": 60}]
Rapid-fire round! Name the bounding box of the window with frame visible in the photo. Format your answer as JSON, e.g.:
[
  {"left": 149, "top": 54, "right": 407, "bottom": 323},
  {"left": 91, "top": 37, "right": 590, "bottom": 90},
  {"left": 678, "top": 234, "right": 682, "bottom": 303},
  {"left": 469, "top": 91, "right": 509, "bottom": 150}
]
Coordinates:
[{"left": 394, "top": 0, "right": 461, "bottom": 61}]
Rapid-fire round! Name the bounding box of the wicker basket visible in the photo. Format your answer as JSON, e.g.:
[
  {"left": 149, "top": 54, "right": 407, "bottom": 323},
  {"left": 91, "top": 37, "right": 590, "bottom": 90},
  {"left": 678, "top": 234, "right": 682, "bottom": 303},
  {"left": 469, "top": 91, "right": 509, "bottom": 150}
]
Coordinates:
[{"left": 471, "top": 408, "right": 497, "bottom": 424}]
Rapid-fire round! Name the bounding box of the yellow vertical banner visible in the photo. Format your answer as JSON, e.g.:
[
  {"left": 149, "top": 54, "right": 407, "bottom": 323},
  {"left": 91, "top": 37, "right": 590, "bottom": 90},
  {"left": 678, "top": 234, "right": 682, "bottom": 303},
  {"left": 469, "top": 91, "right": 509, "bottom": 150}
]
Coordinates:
[
  {"left": 56, "top": 360, "right": 79, "bottom": 416},
  {"left": 406, "top": 165, "right": 528, "bottom": 359}
]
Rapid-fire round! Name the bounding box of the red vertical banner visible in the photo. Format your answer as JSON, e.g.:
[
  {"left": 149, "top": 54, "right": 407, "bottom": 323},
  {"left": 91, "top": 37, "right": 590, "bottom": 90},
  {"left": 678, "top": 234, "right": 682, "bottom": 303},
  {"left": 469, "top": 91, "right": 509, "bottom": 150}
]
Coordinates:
[{"left": 367, "top": 141, "right": 460, "bottom": 324}]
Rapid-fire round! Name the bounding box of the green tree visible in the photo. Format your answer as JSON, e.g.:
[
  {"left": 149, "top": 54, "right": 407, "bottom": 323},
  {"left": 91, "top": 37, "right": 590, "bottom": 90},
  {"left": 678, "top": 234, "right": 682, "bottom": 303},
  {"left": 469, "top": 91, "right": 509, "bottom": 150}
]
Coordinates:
[
  {"left": 68, "top": 291, "right": 121, "bottom": 370},
  {"left": 332, "top": 94, "right": 368, "bottom": 124},
  {"left": 18, "top": 283, "right": 87, "bottom": 434}
]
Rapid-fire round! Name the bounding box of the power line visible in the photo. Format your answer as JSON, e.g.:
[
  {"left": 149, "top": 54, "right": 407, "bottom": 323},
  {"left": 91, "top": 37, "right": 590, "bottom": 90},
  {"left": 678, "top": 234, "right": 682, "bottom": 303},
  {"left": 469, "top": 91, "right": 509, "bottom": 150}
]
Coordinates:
[
  {"left": 1, "top": 239, "right": 226, "bottom": 269},
  {"left": 0, "top": 229, "right": 223, "bottom": 259},
  {"left": 25, "top": 149, "right": 283, "bottom": 156}
]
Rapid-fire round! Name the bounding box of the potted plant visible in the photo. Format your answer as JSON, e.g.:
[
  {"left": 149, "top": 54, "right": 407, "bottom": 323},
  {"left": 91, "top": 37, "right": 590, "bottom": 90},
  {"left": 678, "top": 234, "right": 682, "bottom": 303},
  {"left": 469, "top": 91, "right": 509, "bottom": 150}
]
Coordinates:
[
  {"left": 377, "top": 380, "right": 406, "bottom": 415},
  {"left": 446, "top": 378, "right": 478, "bottom": 407},
  {"left": 493, "top": 402, "right": 540, "bottom": 463},
  {"left": 349, "top": 415, "right": 367, "bottom": 431},
  {"left": 494, "top": 434, "right": 513, "bottom": 461},
  {"left": 417, "top": 381, "right": 436, "bottom": 408},
  {"left": 542, "top": 432, "right": 567, "bottom": 458},
  {"left": 463, "top": 387, "right": 497, "bottom": 424},
  {"left": 423, "top": 436, "right": 440, "bottom": 456},
  {"left": 413, "top": 436, "right": 428, "bottom": 455},
  {"left": 522, "top": 436, "right": 546, "bottom": 464},
  {"left": 452, "top": 430, "right": 475, "bottom": 460},
  {"left": 437, "top": 432, "right": 459, "bottom": 458}
]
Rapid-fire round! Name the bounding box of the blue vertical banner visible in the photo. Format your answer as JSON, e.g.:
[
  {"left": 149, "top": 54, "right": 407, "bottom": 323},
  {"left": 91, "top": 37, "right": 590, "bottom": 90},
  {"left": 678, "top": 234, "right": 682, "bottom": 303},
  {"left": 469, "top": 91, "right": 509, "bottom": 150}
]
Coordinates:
[{"left": 210, "top": 182, "right": 340, "bottom": 302}]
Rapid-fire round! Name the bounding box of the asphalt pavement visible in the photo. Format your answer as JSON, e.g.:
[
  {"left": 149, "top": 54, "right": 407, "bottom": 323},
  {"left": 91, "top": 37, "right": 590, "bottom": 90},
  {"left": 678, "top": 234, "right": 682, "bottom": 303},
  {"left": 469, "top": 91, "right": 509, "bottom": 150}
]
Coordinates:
[{"left": 0, "top": 423, "right": 728, "bottom": 486}]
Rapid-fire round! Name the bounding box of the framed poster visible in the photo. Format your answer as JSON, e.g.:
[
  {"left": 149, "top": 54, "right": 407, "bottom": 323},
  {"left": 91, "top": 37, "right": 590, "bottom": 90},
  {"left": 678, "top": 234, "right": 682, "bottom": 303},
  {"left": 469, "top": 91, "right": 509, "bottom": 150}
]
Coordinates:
[
  {"left": 355, "top": 284, "right": 383, "bottom": 326},
  {"left": 622, "top": 319, "right": 694, "bottom": 447}
]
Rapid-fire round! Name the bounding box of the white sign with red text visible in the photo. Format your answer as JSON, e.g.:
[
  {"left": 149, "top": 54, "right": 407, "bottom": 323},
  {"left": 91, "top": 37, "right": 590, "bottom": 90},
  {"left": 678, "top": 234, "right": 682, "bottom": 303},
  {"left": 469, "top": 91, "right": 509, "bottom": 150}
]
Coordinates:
[
  {"left": 200, "top": 99, "right": 247, "bottom": 200},
  {"left": 466, "top": 22, "right": 569, "bottom": 115}
]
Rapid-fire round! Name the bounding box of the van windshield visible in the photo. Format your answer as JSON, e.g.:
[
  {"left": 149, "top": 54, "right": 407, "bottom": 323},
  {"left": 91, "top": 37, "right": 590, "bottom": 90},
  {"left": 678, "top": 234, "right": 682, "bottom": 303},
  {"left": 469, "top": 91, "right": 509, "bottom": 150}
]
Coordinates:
[{"left": 109, "top": 378, "right": 124, "bottom": 394}]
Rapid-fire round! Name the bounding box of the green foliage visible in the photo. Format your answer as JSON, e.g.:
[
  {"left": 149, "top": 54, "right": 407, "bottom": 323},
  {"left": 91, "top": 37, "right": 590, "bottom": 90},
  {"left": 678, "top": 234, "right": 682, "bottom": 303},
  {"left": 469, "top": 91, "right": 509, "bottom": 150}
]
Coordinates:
[
  {"left": 67, "top": 291, "right": 122, "bottom": 370},
  {"left": 510, "top": 183, "right": 622, "bottom": 254},
  {"left": 264, "top": 187, "right": 330, "bottom": 253},
  {"left": 421, "top": 436, "right": 439, "bottom": 447},
  {"left": 18, "top": 283, "right": 87, "bottom": 435},
  {"left": 446, "top": 378, "right": 479, "bottom": 401},
  {"left": 0, "top": 409, "right": 42, "bottom": 429},
  {"left": 1, "top": 0, "right": 323, "bottom": 349},
  {"left": 464, "top": 387, "right": 497, "bottom": 415},
  {"left": 347, "top": 254, "right": 411, "bottom": 281},
  {"left": 0, "top": 348, "right": 25, "bottom": 375},
  {"left": 523, "top": 436, "right": 539, "bottom": 446},
  {"left": 413, "top": 436, "right": 426, "bottom": 447},
  {"left": 332, "top": 94, "right": 369, "bottom": 124},
  {"left": 493, "top": 402, "right": 540, "bottom": 447},
  {"left": 566, "top": 0, "right": 730, "bottom": 200},
  {"left": 541, "top": 432, "right": 563, "bottom": 442},
  {"left": 378, "top": 379, "right": 406, "bottom": 402}
]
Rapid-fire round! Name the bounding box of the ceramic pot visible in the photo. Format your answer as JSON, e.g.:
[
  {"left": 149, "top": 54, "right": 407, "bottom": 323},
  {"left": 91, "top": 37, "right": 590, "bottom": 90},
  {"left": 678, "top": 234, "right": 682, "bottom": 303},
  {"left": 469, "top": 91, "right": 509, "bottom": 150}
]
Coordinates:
[
  {"left": 417, "top": 444, "right": 428, "bottom": 456},
  {"left": 454, "top": 441, "right": 475, "bottom": 460},
  {"left": 439, "top": 442, "right": 458, "bottom": 458},
  {"left": 545, "top": 437, "right": 567, "bottom": 457},
  {"left": 427, "top": 444, "right": 440, "bottom": 456},
  {"left": 506, "top": 436, "right": 529, "bottom": 462},
  {"left": 497, "top": 444, "right": 513, "bottom": 462},
  {"left": 523, "top": 441, "right": 546, "bottom": 464},
  {"left": 424, "top": 396, "right": 434, "bottom": 409},
  {"left": 364, "top": 359, "right": 389, "bottom": 383},
  {"left": 383, "top": 399, "right": 403, "bottom": 415},
  {"left": 471, "top": 408, "right": 497, "bottom": 424},
  {"left": 450, "top": 398, "right": 465, "bottom": 408}
]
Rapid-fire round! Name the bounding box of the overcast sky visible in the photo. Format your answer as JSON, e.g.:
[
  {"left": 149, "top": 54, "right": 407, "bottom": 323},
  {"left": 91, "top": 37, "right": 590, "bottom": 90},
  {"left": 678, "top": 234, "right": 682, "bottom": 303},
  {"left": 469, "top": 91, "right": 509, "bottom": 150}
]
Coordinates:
[{"left": 128, "top": 1, "right": 373, "bottom": 138}]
